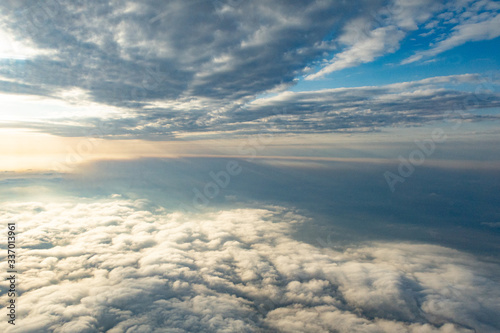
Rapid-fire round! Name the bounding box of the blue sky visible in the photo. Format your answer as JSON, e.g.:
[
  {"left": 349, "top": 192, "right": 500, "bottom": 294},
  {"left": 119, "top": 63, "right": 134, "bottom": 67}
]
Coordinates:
[{"left": 292, "top": 38, "right": 500, "bottom": 90}]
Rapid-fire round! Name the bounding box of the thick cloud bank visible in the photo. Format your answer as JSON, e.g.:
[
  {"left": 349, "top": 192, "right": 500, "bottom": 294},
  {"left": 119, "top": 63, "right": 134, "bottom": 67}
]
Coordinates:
[{"left": 1, "top": 199, "right": 500, "bottom": 332}]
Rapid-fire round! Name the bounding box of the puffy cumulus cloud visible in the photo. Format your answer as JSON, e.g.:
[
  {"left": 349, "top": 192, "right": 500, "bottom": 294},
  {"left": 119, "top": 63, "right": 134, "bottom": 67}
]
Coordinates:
[{"left": 1, "top": 199, "right": 500, "bottom": 332}]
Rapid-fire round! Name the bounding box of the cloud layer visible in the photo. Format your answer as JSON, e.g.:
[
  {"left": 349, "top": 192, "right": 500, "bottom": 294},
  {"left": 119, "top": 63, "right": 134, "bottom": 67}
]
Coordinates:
[
  {"left": 2, "top": 73, "right": 499, "bottom": 139},
  {"left": 0, "top": 1, "right": 499, "bottom": 140},
  {"left": 1, "top": 199, "right": 500, "bottom": 332}
]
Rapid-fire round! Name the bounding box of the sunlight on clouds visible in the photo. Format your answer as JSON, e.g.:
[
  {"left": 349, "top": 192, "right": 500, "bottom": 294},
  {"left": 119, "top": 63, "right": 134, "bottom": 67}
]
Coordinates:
[
  {"left": 0, "top": 129, "right": 218, "bottom": 171},
  {"left": 0, "top": 199, "right": 499, "bottom": 332},
  {"left": 0, "top": 26, "right": 52, "bottom": 60},
  {"left": 0, "top": 130, "right": 112, "bottom": 171},
  {"left": 0, "top": 91, "right": 123, "bottom": 122},
  {"left": 2, "top": 125, "right": 499, "bottom": 172}
]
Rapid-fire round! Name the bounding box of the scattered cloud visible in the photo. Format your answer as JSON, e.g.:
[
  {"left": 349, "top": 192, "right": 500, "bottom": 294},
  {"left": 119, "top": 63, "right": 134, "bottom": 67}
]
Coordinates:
[
  {"left": 482, "top": 222, "right": 500, "bottom": 228},
  {"left": 1, "top": 199, "right": 500, "bottom": 332},
  {"left": 402, "top": 1, "right": 500, "bottom": 64},
  {"left": 306, "top": 0, "right": 443, "bottom": 79},
  {"left": 307, "top": 0, "right": 500, "bottom": 77}
]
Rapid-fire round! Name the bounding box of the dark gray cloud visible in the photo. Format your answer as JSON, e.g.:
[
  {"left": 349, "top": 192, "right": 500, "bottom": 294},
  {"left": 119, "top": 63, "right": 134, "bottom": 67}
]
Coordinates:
[
  {"left": 0, "top": 0, "right": 373, "bottom": 105},
  {"left": 1, "top": 199, "right": 499, "bottom": 332}
]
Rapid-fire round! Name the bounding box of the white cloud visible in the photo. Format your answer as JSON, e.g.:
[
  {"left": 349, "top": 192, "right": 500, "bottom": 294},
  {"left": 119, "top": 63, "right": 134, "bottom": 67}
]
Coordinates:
[
  {"left": 0, "top": 25, "right": 52, "bottom": 60},
  {"left": 233, "top": 73, "right": 500, "bottom": 134},
  {"left": 306, "top": 0, "right": 443, "bottom": 79},
  {"left": 482, "top": 222, "right": 500, "bottom": 228},
  {"left": 0, "top": 1, "right": 498, "bottom": 139},
  {"left": 307, "top": 0, "right": 500, "bottom": 78},
  {"left": 306, "top": 26, "right": 406, "bottom": 80},
  {"left": 403, "top": 4, "right": 500, "bottom": 64},
  {"left": 1, "top": 199, "right": 500, "bottom": 332}
]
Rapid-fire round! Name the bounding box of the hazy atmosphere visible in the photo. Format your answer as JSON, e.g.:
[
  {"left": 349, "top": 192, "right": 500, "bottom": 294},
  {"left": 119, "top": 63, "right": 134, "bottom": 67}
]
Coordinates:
[{"left": 1, "top": 0, "right": 500, "bottom": 332}]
